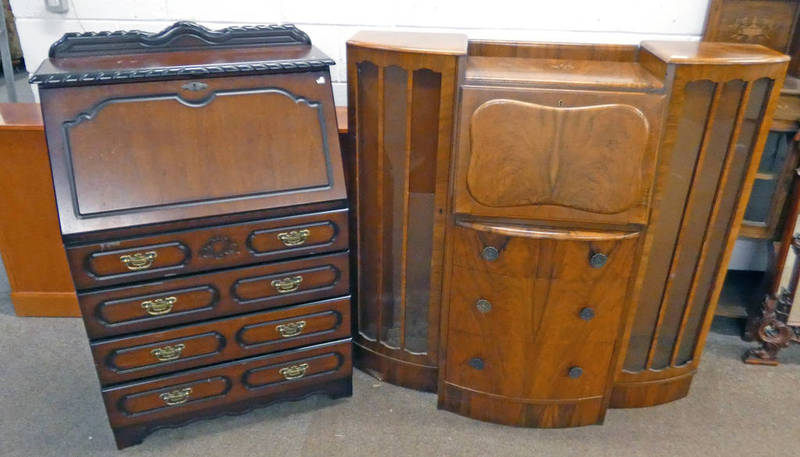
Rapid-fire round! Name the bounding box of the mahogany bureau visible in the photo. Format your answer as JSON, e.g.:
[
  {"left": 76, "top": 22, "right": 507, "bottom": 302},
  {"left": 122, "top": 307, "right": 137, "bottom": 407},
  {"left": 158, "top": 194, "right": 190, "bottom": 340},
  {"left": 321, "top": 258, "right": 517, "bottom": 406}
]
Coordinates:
[{"left": 31, "top": 22, "right": 352, "bottom": 448}]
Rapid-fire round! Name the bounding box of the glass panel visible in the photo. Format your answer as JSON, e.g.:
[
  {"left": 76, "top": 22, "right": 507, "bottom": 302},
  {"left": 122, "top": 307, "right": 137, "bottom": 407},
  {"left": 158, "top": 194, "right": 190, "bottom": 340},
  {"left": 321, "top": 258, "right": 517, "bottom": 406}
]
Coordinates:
[
  {"left": 404, "top": 69, "right": 441, "bottom": 354},
  {"left": 356, "top": 61, "right": 379, "bottom": 341},
  {"left": 624, "top": 80, "right": 715, "bottom": 371},
  {"left": 650, "top": 80, "right": 745, "bottom": 370},
  {"left": 380, "top": 65, "right": 409, "bottom": 349},
  {"left": 744, "top": 178, "right": 779, "bottom": 223},
  {"left": 756, "top": 132, "right": 789, "bottom": 174},
  {"left": 676, "top": 78, "right": 772, "bottom": 365}
]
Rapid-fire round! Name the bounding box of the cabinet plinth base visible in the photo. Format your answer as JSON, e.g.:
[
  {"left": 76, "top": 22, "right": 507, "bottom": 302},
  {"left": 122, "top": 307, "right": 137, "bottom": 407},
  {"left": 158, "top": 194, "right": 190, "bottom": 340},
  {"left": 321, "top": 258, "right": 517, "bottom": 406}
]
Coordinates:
[
  {"left": 112, "top": 377, "right": 353, "bottom": 449},
  {"left": 353, "top": 342, "right": 438, "bottom": 393},
  {"left": 610, "top": 372, "right": 694, "bottom": 408},
  {"left": 437, "top": 383, "right": 605, "bottom": 428}
]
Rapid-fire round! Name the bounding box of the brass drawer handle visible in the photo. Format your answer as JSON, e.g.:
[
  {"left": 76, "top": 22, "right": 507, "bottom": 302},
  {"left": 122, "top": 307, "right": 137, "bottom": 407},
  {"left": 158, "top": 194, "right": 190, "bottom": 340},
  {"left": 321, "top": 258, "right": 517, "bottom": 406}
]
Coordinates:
[
  {"left": 271, "top": 275, "right": 303, "bottom": 294},
  {"left": 159, "top": 387, "right": 192, "bottom": 406},
  {"left": 279, "top": 363, "right": 309, "bottom": 380},
  {"left": 151, "top": 343, "right": 186, "bottom": 362},
  {"left": 277, "top": 229, "right": 311, "bottom": 247},
  {"left": 276, "top": 320, "right": 306, "bottom": 338},
  {"left": 141, "top": 296, "right": 177, "bottom": 316},
  {"left": 120, "top": 251, "right": 157, "bottom": 271}
]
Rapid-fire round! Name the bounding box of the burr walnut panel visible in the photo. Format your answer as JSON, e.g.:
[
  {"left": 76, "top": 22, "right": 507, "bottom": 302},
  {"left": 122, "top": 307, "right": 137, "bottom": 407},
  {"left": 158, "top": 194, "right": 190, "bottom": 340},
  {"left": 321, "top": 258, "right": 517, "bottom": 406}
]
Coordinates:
[
  {"left": 453, "top": 85, "right": 665, "bottom": 225},
  {"left": 467, "top": 100, "right": 649, "bottom": 214}
]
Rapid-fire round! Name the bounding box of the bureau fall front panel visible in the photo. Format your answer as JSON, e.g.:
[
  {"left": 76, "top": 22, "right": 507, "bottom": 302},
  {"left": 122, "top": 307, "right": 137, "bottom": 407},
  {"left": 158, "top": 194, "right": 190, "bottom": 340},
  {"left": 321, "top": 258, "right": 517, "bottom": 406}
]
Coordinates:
[
  {"left": 453, "top": 86, "right": 665, "bottom": 225},
  {"left": 40, "top": 71, "right": 346, "bottom": 235}
]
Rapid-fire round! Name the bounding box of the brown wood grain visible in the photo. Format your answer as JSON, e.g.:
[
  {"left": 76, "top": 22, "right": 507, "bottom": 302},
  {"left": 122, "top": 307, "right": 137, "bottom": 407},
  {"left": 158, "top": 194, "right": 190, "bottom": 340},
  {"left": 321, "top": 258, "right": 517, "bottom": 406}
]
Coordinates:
[
  {"left": 0, "top": 103, "right": 79, "bottom": 317},
  {"left": 41, "top": 71, "right": 346, "bottom": 235}
]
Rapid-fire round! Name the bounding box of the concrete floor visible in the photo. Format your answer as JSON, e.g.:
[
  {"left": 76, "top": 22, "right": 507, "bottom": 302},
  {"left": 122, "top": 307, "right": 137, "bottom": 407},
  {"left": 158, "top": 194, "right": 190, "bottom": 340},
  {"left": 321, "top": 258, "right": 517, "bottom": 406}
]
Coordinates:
[{"left": 1, "top": 256, "right": 798, "bottom": 457}]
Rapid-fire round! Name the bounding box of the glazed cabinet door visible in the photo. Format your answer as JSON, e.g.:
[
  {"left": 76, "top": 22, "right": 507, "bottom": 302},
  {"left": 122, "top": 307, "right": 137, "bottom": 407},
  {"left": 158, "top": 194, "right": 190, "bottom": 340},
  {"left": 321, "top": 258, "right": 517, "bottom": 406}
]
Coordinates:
[{"left": 347, "top": 41, "right": 463, "bottom": 391}]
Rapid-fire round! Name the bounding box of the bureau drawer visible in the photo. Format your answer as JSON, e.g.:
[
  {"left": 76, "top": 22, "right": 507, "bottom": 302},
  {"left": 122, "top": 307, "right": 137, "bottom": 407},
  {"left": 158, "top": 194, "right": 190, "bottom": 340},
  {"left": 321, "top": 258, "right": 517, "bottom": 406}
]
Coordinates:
[
  {"left": 92, "top": 296, "right": 350, "bottom": 385},
  {"left": 445, "top": 329, "right": 615, "bottom": 401},
  {"left": 102, "top": 339, "right": 352, "bottom": 429},
  {"left": 79, "top": 251, "right": 349, "bottom": 339},
  {"left": 67, "top": 209, "right": 348, "bottom": 289}
]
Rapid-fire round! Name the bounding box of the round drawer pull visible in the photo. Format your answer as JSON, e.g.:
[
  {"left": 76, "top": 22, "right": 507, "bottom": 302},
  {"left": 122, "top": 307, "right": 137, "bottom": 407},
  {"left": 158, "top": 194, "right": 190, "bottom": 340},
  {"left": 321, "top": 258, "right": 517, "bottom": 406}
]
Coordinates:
[
  {"left": 481, "top": 246, "right": 499, "bottom": 262},
  {"left": 579, "top": 307, "right": 595, "bottom": 321},
  {"left": 568, "top": 366, "right": 584, "bottom": 379},
  {"left": 468, "top": 357, "right": 485, "bottom": 370},
  {"left": 589, "top": 252, "right": 608, "bottom": 268},
  {"left": 475, "top": 299, "right": 492, "bottom": 314}
]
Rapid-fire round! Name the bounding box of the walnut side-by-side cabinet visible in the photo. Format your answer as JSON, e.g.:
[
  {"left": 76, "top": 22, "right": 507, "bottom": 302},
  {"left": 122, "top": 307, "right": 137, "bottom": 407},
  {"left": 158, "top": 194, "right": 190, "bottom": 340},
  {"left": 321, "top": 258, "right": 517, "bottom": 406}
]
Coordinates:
[{"left": 347, "top": 32, "right": 789, "bottom": 426}]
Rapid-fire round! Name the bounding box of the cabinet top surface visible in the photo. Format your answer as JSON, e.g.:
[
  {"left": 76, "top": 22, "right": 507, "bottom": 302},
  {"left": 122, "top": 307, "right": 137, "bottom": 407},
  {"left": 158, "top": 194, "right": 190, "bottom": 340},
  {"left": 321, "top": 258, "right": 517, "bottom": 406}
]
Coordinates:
[
  {"left": 464, "top": 56, "right": 665, "bottom": 91},
  {"left": 0, "top": 103, "right": 43, "bottom": 130},
  {"left": 348, "top": 31, "right": 468, "bottom": 56},
  {"left": 31, "top": 21, "right": 334, "bottom": 88},
  {"left": 642, "top": 41, "right": 790, "bottom": 65}
]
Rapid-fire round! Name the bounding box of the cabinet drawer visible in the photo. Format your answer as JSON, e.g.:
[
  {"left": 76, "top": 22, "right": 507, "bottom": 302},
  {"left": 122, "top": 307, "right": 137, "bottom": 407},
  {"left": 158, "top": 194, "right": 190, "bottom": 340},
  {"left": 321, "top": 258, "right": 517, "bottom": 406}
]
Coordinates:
[
  {"left": 445, "top": 329, "right": 615, "bottom": 400},
  {"left": 102, "top": 339, "right": 352, "bottom": 428},
  {"left": 92, "top": 296, "right": 350, "bottom": 385},
  {"left": 448, "top": 265, "right": 627, "bottom": 345},
  {"left": 443, "top": 220, "right": 639, "bottom": 400},
  {"left": 79, "top": 251, "right": 349, "bottom": 339},
  {"left": 451, "top": 220, "right": 639, "bottom": 279},
  {"left": 67, "top": 209, "right": 348, "bottom": 289}
]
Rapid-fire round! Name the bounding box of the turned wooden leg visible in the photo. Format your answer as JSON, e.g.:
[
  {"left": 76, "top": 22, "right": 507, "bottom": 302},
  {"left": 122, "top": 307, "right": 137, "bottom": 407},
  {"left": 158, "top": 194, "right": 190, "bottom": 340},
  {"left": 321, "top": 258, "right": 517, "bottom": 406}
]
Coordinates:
[{"left": 743, "top": 294, "right": 793, "bottom": 366}]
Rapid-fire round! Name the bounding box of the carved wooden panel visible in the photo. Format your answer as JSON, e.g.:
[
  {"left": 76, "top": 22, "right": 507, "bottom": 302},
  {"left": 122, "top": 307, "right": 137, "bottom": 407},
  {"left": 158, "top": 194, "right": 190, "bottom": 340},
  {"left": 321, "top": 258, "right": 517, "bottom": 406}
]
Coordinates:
[{"left": 468, "top": 100, "right": 649, "bottom": 214}]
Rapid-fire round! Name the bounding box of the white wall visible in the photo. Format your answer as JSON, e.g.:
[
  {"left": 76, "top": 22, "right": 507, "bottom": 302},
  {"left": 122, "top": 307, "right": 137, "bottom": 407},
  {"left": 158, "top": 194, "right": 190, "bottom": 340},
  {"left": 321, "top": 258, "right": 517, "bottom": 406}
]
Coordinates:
[
  {"left": 10, "top": 0, "right": 711, "bottom": 105},
  {"left": 10, "top": 0, "right": 768, "bottom": 270}
]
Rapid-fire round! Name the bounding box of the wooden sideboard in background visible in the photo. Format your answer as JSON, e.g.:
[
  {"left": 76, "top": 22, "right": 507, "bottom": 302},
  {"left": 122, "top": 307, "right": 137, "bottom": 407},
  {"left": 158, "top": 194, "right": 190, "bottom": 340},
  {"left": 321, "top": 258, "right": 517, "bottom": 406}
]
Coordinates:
[
  {"left": 0, "top": 103, "right": 79, "bottom": 316},
  {"left": 0, "top": 104, "right": 348, "bottom": 318}
]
